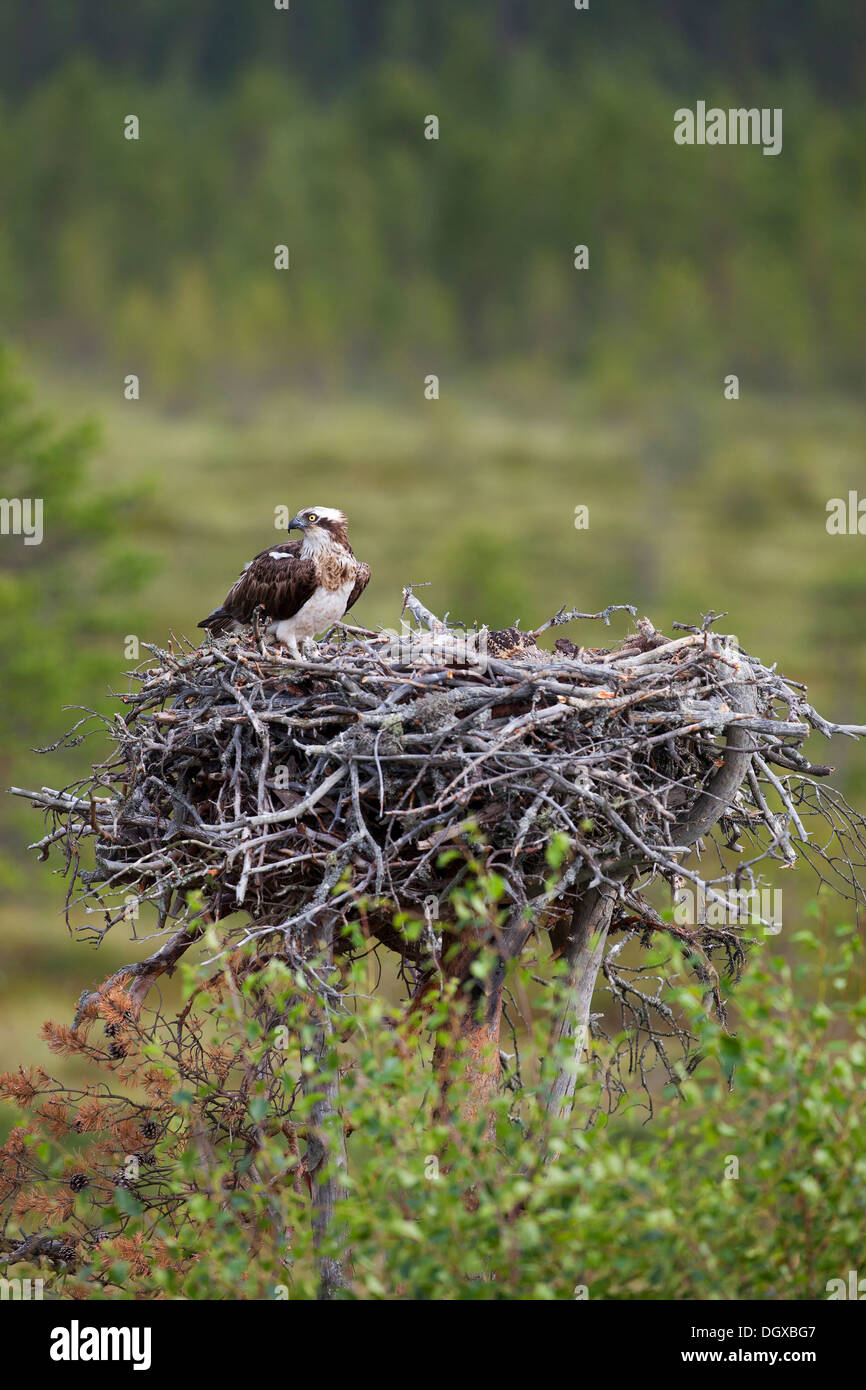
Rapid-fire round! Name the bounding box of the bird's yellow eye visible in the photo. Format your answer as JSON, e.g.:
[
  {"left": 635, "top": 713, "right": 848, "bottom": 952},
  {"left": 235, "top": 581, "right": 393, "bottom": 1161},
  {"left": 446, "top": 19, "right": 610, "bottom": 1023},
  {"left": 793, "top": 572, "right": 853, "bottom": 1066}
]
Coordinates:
[{"left": 307, "top": 512, "right": 317, "bottom": 523}]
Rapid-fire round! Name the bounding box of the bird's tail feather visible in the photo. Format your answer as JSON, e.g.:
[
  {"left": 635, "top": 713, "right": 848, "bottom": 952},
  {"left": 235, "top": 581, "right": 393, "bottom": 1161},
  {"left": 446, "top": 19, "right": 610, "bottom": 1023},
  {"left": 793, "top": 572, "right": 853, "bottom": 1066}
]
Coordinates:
[{"left": 198, "top": 607, "right": 232, "bottom": 634}]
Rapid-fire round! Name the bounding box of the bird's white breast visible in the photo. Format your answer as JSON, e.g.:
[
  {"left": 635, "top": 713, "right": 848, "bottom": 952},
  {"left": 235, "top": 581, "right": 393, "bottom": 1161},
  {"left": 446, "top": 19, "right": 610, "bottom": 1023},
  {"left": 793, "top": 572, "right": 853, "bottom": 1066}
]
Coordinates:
[{"left": 274, "top": 577, "right": 356, "bottom": 642}]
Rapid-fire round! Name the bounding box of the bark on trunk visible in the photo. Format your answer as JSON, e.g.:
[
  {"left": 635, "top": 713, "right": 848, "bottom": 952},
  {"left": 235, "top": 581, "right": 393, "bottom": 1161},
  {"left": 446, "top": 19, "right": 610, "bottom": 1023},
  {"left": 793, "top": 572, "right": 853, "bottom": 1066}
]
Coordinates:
[
  {"left": 543, "top": 642, "right": 757, "bottom": 1133},
  {"left": 543, "top": 888, "right": 614, "bottom": 1124},
  {"left": 301, "top": 916, "right": 348, "bottom": 1300}
]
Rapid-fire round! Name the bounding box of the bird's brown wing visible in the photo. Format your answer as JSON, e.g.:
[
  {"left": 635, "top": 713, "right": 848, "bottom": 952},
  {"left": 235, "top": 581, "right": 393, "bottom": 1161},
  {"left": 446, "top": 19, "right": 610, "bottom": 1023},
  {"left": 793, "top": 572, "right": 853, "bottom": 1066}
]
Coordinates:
[
  {"left": 345, "top": 561, "right": 371, "bottom": 613},
  {"left": 222, "top": 541, "right": 319, "bottom": 622}
]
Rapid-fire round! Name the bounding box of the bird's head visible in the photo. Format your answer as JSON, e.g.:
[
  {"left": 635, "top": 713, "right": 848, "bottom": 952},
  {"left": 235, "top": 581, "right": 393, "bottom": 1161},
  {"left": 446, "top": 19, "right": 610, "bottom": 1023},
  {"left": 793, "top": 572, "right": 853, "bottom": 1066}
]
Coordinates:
[{"left": 288, "top": 506, "right": 350, "bottom": 551}]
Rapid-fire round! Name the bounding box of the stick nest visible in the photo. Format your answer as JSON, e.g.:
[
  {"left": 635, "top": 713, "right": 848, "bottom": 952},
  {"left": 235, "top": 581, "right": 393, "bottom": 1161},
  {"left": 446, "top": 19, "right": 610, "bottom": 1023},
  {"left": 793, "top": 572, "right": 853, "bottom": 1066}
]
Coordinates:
[{"left": 19, "top": 602, "right": 866, "bottom": 981}]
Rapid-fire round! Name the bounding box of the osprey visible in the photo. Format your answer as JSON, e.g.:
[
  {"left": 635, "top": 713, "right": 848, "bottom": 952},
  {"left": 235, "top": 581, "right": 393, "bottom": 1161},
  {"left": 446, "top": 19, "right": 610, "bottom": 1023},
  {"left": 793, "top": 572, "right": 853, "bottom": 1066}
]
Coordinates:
[{"left": 198, "top": 505, "right": 370, "bottom": 658}]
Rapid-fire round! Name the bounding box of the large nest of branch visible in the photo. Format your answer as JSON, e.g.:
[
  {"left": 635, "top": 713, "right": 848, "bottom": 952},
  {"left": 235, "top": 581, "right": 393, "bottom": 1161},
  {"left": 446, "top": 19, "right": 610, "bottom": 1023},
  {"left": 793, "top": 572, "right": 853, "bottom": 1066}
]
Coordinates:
[{"left": 17, "top": 599, "right": 866, "bottom": 996}]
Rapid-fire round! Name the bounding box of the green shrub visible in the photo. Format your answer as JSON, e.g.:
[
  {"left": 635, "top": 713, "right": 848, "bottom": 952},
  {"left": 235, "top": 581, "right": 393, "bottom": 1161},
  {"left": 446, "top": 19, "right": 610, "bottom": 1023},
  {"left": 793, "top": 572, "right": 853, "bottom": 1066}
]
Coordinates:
[{"left": 2, "top": 901, "right": 862, "bottom": 1300}]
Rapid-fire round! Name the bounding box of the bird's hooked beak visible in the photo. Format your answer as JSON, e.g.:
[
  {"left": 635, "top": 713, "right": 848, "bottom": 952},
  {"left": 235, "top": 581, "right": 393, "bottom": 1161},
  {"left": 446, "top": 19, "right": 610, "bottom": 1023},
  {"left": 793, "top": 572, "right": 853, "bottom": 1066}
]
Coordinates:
[{"left": 288, "top": 514, "right": 307, "bottom": 533}]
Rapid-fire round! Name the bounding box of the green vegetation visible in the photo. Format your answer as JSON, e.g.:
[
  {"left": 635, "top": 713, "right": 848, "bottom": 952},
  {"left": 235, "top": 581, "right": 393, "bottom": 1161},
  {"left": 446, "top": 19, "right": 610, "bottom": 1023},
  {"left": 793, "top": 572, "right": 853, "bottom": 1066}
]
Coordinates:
[
  {"left": 2, "top": 895, "right": 863, "bottom": 1300},
  {"left": 2, "top": 57, "right": 864, "bottom": 398},
  {"left": 0, "top": 352, "right": 154, "bottom": 872}
]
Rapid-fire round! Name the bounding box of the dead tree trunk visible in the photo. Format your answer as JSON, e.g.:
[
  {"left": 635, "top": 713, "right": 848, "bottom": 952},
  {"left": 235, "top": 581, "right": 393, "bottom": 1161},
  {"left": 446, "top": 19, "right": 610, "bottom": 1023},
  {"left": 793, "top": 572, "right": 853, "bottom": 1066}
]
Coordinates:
[
  {"left": 300, "top": 914, "right": 348, "bottom": 1300},
  {"left": 543, "top": 642, "right": 758, "bottom": 1126},
  {"left": 543, "top": 888, "right": 615, "bottom": 1125}
]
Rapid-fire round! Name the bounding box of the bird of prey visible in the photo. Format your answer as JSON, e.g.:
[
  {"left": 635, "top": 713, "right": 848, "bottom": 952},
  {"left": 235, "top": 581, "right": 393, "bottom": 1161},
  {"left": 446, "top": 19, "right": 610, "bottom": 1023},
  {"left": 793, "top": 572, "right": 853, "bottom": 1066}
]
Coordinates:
[{"left": 198, "top": 505, "right": 370, "bottom": 658}]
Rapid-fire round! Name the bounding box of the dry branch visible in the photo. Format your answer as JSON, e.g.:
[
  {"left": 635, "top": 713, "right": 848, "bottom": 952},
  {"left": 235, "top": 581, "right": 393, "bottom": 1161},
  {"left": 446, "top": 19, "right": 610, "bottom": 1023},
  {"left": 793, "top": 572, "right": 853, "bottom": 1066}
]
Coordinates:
[{"left": 9, "top": 600, "right": 866, "bottom": 1121}]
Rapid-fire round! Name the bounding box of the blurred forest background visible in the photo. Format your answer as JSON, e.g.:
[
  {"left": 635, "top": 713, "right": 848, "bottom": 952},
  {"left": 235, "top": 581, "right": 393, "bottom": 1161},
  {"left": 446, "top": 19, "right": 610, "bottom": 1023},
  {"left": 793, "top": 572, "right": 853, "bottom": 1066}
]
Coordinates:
[{"left": 1, "top": 2, "right": 864, "bottom": 1100}]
